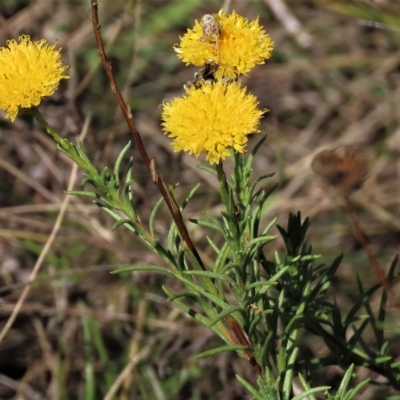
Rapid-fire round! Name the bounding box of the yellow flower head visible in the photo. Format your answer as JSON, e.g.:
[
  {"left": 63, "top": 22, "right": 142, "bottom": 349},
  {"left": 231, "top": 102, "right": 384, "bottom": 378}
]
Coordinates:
[
  {"left": 174, "top": 10, "right": 274, "bottom": 79},
  {"left": 162, "top": 81, "right": 266, "bottom": 164},
  {"left": 0, "top": 35, "right": 69, "bottom": 121}
]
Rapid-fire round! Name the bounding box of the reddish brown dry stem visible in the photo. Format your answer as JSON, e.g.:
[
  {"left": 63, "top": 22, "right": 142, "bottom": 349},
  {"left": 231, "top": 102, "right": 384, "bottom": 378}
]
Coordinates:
[
  {"left": 90, "top": 1, "right": 204, "bottom": 271},
  {"left": 344, "top": 198, "right": 397, "bottom": 306},
  {"left": 225, "top": 315, "right": 262, "bottom": 376}
]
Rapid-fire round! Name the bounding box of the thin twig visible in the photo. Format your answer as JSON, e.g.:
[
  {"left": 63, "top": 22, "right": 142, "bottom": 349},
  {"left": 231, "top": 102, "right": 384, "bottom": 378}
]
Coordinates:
[{"left": 0, "top": 116, "right": 91, "bottom": 346}]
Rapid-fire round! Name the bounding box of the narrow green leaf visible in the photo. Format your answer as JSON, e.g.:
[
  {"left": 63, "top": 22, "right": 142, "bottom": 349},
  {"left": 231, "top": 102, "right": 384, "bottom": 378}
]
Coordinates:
[
  {"left": 213, "top": 241, "right": 230, "bottom": 273},
  {"left": 175, "top": 274, "right": 228, "bottom": 309},
  {"left": 297, "top": 373, "right": 314, "bottom": 398},
  {"left": 335, "top": 364, "right": 354, "bottom": 399},
  {"left": 163, "top": 287, "right": 211, "bottom": 324},
  {"left": 390, "top": 361, "right": 400, "bottom": 368},
  {"left": 162, "top": 286, "right": 228, "bottom": 342},
  {"left": 189, "top": 217, "right": 226, "bottom": 233},
  {"left": 236, "top": 375, "right": 263, "bottom": 400},
  {"left": 260, "top": 330, "right": 274, "bottom": 376},
  {"left": 100, "top": 166, "right": 111, "bottom": 182},
  {"left": 344, "top": 278, "right": 383, "bottom": 327},
  {"left": 114, "top": 141, "right": 131, "bottom": 178},
  {"left": 167, "top": 291, "right": 200, "bottom": 302},
  {"left": 167, "top": 221, "right": 179, "bottom": 253},
  {"left": 246, "top": 280, "right": 278, "bottom": 291},
  {"left": 94, "top": 195, "right": 120, "bottom": 209},
  {"left": 122, "top": 178, "right": 137, "bottom": 220},
  {"left": 245, "top": 235, "right": 277, "bottom": 249},
  {"left": 99, "top": 206, "right": 137, "bottom": 235},
  {"left": 277, "top": 346, "right": 287, "bottom": 374},
  {"left": 205, "top": 236, "right": 220, "bottom": 256},
  {"left": 379, "top": 341, "right": 389, "bottom": 357},
  {"left": 149, "top": 195, "right": 165, "bottom": 239},
  {"left": 182, "top": 243, "right": 220, "bottom": 297},
  {"left": 283, "top": 347, "right": 299, "bottom": 400},
  {"left": 343, "top": 378, "right": 370, "bottom": 400},
  {"left": 268, "top": 265, "right": 290, "bottom": 282},
  {"left": 181, "top": 183, "right": 200, "bottom": 210},
  {"left": 291, "top": 386, "right": 331, "bottom": 400},
  {"left": 248, "top": 313, "right": 263, "bottom": 340},
  {"left": 183, "top": 270, "right": 236, "bottom": 285},
  {"left": 373, "top": 356, "right": 393, "bottom": 364},
  {"left": 221, "top": 261, "right": 241, "bottom": 275},
  {"left": 207, "top": 306, "right": 243, "bottom": 328},
  {"left": 245, "top": 134, "right": 267, "bottom": 171},
  {"left": 111, "top": 265, "right": 173, "bottom": 275},
  {"left": 111, "top": 218, "right": 135, "bottom": 231},
  {"left": 196, "top": 163, "right": 218, "bottom": 175},
  {"left": 348, "top": 319, "right": 370, "bottom": 351},
  {"left": 195, "top": 345, "right": 250, "bottom": 359},
  {"left": 260, "top": 216, "right": 277, "bottom": 236},
  {"left": 66, "top": 190, "right": 97, "bottom": 198}
]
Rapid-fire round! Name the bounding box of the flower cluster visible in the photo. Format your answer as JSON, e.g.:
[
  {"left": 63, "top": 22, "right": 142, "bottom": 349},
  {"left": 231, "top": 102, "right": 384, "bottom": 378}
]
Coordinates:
[
  {"left": 162, "top": 11, "right": 274, "bottom": 164},
  {"left": 0, "top": 35, "right": 69, "bottom": 121}
]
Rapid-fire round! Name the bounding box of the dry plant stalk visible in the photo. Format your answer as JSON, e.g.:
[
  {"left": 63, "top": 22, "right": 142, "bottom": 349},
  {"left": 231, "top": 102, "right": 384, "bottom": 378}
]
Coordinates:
[{"left": 311, "top": 146, "right": 396, "bottom": 305}]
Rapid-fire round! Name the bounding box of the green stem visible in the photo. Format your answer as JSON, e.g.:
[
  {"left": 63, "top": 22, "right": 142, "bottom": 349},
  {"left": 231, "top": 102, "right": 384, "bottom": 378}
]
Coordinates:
[
  {"left": 215, "top": 162, "right": 240, "bottom": 245},
  {"left": 30, "top": 107, "right": 64, "bottom": 145},
  {"left": 31, "top": 107, "right": 100, "bottom": 176}
]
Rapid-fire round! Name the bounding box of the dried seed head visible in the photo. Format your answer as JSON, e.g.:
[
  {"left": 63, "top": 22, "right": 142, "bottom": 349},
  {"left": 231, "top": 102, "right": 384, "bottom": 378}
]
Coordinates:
[{"left": 311, "top": 146, "right": 369, "bottom": 195}]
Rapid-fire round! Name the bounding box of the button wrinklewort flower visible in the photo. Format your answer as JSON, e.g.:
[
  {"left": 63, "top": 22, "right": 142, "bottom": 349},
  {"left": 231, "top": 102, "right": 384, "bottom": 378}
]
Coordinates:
[
  {"left": 174, "top": 10, "right": 274, "bottom": 79},
  {"left": 0, "top": 35, "right": 69, "bottom": 121},
  {"left": 162, "top": 81, "right": 266, "bottom": 164}
]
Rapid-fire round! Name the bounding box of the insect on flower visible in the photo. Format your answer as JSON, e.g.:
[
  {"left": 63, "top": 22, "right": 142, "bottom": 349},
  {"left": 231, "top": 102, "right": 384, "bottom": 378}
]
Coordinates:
[
  {"left": 200, "top": 14, "right": 221, "bottom": 61},
  {"left": 184, "top": 60, "right": 219, "bottom": 90}
]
